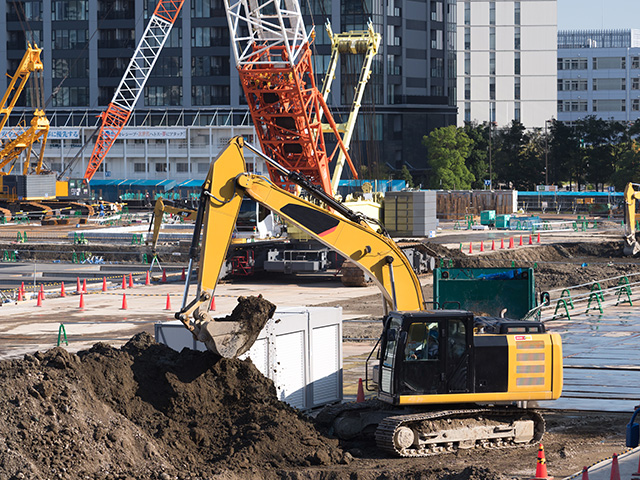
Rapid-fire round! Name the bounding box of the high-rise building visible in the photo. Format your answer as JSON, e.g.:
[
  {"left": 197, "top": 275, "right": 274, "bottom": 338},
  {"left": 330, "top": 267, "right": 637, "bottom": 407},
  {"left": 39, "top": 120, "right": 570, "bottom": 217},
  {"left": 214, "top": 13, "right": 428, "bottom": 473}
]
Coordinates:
[
  {"left": 557, "top": 29, "right": 640, "bottom": 124},
  {"left": 456, "top": 0, "right": 557, "bottom": 128},
  {"left": 1, "top": 0, "right": 456, "bottom": 183}
]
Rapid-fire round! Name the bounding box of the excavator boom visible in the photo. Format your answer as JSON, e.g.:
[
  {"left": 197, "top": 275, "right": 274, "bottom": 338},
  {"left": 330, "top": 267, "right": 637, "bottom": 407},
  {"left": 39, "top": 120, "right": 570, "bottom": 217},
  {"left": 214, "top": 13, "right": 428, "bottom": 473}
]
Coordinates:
[{"left": 177, "top": 137, "right": 425, "bottom": 357}]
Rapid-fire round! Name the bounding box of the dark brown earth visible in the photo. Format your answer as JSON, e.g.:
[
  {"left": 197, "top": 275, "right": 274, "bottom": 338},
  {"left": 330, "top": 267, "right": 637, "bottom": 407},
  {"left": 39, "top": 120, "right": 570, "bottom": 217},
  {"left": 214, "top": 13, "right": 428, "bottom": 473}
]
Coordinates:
[
  {"left": 0, "top": 241, "right": 635, "bottom": 479},
  {"left": 0, "top": 333, "right": 629, "bottom": 480}
]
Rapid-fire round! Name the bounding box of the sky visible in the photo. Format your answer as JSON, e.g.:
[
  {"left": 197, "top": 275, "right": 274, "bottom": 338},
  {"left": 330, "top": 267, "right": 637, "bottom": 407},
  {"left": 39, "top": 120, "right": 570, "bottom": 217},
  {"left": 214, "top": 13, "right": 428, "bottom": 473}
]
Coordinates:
[{"left": 558, "top": 0, "right": 640, "bottom": 30}]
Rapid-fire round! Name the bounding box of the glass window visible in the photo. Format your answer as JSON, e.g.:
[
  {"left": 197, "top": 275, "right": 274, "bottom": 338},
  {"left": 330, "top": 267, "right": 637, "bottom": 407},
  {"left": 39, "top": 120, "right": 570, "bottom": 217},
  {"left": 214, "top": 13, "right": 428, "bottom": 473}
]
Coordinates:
[
  {"left": 144, "top": 85, "right": 182, "bottom": 106},
  {"left": 489, "top": 28, "right": 495, "bottom": 50},
  {"left": 134, "top": 163, "right": 147, "bottom": 173},
  {"left": 447, "top": 320, "right": 466, "bottom": 363},
  {"left": 515, "top": 78, "right": 521, "bottom": 99},
  {"left": 464, "top": 102, "right": 471, "bottom": 122},
  {"left": 514, "top": 102, "right": 521, "bottom": 122},
  {"left": 514, "top": 52, "right": 521, "bottom": 75},
  {"left": 52, "top": 1, "right": 88, "bottom": 20},
  {"left": 489, "top": 2, "right": 495, "bottom": 25},
  {"left": 489, "top": 78, "right": 495, "bottom": 100},
  {"left": 489, "top": 52, "right": 495, "bottom": 75},
  {"left": 514, "top": 27, "right": 521, "bottom": 50},
  {"left": 464, "top": 2, "right": 470, "bottom": 25},
  {"left": 52, "top": 86, "right": 89, "bottom": 107},
  {"left": 177, "top": 163, "right": 190, "bottom": 173},
  {"left": 464, "top": 27, "right": 470, "bottom": 50},
  {"left": 514, "top": 1, "right": 521, "bottom": 25},
  {"left": 464, "top": 77, "right": 470, "bottom": 100},
  {"left": 464, "top": 52, "right": 470, "bottom": 75},
  {"left": 405, "top": 322, "right": 439, "bottom": 361},
  {"left": 52, "top": 29, "right": 89, "bottom": 50}
]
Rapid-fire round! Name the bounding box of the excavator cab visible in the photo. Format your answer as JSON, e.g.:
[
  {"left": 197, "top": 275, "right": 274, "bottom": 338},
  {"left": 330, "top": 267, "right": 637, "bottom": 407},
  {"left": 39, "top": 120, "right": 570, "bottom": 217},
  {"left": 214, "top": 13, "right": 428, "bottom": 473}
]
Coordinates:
[{"left": 375, "top": 311, "right": 562, "bottom": 406}]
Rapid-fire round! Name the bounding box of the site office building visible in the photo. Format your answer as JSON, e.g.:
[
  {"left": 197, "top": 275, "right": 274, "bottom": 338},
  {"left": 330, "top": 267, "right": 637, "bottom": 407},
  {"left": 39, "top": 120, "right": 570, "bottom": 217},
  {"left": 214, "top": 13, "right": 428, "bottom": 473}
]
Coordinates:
[{"left": 0, "top": 0, "right": 456, "bottom": 183}]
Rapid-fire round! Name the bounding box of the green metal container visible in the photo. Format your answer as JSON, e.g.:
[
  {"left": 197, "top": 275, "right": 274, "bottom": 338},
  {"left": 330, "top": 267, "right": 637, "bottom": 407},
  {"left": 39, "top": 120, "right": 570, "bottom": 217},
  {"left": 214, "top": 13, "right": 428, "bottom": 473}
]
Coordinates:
[
  {"left": 433, "top": 267, "right": 536, "bottom": 319},
  {"left": 480, "top": 210, "right": 496, "bottom": 226},
  {"left": 495, "top": 214, "right": 511, "bottom": 229}
]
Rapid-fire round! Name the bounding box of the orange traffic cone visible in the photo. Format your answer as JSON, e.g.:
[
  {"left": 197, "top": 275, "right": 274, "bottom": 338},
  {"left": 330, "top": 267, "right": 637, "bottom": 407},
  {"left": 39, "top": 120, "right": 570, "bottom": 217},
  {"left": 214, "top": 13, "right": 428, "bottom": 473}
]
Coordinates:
[
  {"left": 480, "top": 241, "right": 484, "bottom": 252},
  {"left": 491, "top": 239, "right": 495, "bottom": 251},
  {"left": 79, "top": 292, "right": 85, "bottom": 310},
  {"left": 581, "top": 466, "right": 589, "bottom": 480},
  {"left": 165, "top": 294, "right": 172, "bottom": 310},
  {"left": 145, "top": 271, "right": 150, "bottom": 286},
  {"left": 20, "top": 282, "right": 24, "bottom": 296},
  {"left": 60, "top": 282, "right": 66, "bottom": 298},
  {"left": 509, "top": 237, "right": 515, "bottom": 249},
  {"left": 102, "top": 277, "right": 107, "bottom": 292},
  {"left": 40, "top": 284, "right": 45, "bottom": 300},
  {"left": 122, "top": 275, "right": 127, "bottom": 290},
  {"left": 76, "top": 277, "right": 81, "bottom": 294},
  {"left": 356, "top": 378, "right": 365, "bottom": 403},
  {"left": 500, "top": 238, "right": 504, "bottom": 249},
  {"left": 128, "top": 273, "right": 133, "bottom": 288},
  {"left": 528, "top": 444, "right": 554, "bottom": 480},
  {"left": 537, "top": 232, "right": 541, "bottom": 243},
  {"left": 121, "top": 293, "right": 128, "bottom": 310},
  {"left": 519, "top": 235, "right": 523, "bottom": 246},
  {"left": 82, "top": 279, "right": 87, "bottom": 293},
  {"left": 610, "top": 453, "right": 620, "bottom": 480},
  {"left": 161, "top": 269, "right": 167, "bottom": 283},
  {"left": 36, "top": 290, "right": 42, "bottom": 307},
  {"left": 529, "top": 234, "right": 533, "bottom": 245},
  {"left": 469, "top": 243, "right": 473, "bottom": 254},
  {"left": 210, "top": 295, "right": 216, "bottom": 311},
  {"left": 181, "top": 268, "right": 186, "bottom": 281},
  {"left": 17, "top": 288, "right": 23, "bottom": 302}
]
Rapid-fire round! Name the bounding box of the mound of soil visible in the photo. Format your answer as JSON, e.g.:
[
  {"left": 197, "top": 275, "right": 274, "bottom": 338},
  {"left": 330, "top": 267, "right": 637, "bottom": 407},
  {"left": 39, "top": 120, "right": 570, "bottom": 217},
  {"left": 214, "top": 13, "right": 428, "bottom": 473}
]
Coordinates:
[{"left": 0, "top": 333, "right": 346, "bottom": 480}]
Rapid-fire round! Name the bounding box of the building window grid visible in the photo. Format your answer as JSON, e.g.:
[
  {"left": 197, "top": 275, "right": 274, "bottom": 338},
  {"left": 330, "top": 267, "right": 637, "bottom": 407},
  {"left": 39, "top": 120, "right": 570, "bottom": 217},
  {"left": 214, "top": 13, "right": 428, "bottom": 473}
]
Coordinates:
[
  {"left": 514, "top": 2, "right": 521, "bottom": 25},
  {"left": 489, "top": 2, "right": 495, "bottom": 25},
  {"left": 464, "top": 2, "right": 470, "bottom": 25}
]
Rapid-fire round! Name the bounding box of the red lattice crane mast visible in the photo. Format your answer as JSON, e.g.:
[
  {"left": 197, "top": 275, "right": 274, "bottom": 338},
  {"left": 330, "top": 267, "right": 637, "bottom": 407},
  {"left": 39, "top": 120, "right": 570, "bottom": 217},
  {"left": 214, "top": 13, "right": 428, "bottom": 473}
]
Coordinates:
[
  {"left": 83, "top": 1, "right": 185, "bottom": 183},
  {"left": 224, "top": 0, "right": 357, "bottom": 194}
]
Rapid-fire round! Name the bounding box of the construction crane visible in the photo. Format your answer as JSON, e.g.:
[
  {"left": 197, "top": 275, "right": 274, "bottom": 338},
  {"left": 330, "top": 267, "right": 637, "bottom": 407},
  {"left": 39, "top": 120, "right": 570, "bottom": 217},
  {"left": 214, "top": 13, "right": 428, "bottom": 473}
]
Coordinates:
[
  {"left": 82, "top": 0, "right": 185, "bottom": 183},
  {"left": 0, "top": 44, "right": 50, "bottom": 176},
  {"left": 224, "top": 0, "right": 359, "bottom": 195},
  {"left": 320, "top": 21, "right": 380, "bottom": 194}
]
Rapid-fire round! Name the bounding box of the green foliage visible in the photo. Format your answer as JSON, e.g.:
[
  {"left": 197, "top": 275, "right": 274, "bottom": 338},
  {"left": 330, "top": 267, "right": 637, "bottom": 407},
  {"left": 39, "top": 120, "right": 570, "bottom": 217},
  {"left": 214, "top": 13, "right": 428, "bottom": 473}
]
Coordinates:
[
  {"left": 395, "top": 165, "right": 414, "bottom": 188},
  {"left": 358, "top": 162, "right": 390, "bottom": 180},
  {"left": 422, "top": 125, "right": 475, "bottom": 189}
]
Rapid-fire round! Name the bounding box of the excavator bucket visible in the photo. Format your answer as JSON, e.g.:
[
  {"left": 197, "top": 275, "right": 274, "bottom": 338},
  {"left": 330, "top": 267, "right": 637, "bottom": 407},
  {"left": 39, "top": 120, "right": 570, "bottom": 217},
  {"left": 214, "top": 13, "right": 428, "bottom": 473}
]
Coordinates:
[{"left": 186, "top": 295, "right": 276, "bottom": 358}]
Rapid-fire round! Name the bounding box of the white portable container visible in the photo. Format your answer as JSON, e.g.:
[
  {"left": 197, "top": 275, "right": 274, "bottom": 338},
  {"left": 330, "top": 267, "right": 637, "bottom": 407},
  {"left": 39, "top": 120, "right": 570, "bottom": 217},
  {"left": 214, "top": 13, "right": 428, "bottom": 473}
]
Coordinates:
[{"left": 155, "top": 306, "right": 343, "bottom": 410}]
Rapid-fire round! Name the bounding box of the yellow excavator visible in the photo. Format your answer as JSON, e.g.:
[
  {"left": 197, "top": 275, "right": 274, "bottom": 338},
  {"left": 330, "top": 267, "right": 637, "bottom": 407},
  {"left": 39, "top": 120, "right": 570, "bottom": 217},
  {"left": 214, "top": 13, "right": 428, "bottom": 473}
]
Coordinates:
[
  {"left": 147, "top": 198, "right": 197, "bottom": 252},
  {"left": 624, "top": 183, "right": 640, "bottom": 255},
  {"left": 176, "top": 137, "right": 563, "bottom": 457}
]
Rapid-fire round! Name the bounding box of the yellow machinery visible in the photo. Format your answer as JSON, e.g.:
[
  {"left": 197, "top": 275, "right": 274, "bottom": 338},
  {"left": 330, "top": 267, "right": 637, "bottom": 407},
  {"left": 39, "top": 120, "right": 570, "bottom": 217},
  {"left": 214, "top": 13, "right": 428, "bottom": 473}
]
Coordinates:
[
  {"left": 176, "top": 137, "right": 563, "bottom": 457},
  {"left": 148, "top": 198, "right": 197, "bottom": 252},
  {"left": 624, "top": 182, "right": 640, "bottom": 255},
  {"left": 0, "top": 44, "right": 50, "bottom": 178}
]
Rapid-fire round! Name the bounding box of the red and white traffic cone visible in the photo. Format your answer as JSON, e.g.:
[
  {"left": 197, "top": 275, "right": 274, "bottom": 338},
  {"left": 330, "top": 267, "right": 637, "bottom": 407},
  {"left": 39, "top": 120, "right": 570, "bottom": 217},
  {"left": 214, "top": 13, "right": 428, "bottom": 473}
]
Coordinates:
[
  {"left": 128, "top": 273, "right": 133, "bottom": 288},
  {"left": 145, "top": 271, "right": 150, "bottom": 286},
  {"left": 165, "top": 294, "right": 172, "bottom": 310},
  {"left": 469, "top": 243, "right": 473, "bottom": 254},
  {"left": 36, "top": 290, "right": 43, "bottom": 307},
  {"left": 528, "top": 444, "right": 554, "bottom": 480},
  {"left": 519, "top": 235, "right": 523, "bottom": 246},
  {"left": 121, "top": 293, "right": 128, "bottom": 310},
  {"left": 581, "top": 466, "right": 589, "bottom": 480},
  {"left": 529, "top": 234, "right": 533, "bottom": 245},
  {"left": 509, "top": 237, "right": 515, "bottom": 249},
  {"left": 209, "top": 295, "right": 216, "bottom": 311},
  {"left": 79, "top": 292, "right": 85, "bottom": 310},
  {"left": 76, "top": 277, "right": 81, "bottom": 294},
  {"left": 82, "top": 279, "right": 87, "bottom": 293},
  {"left": 610, "top": 453, "right": 620, "bottom": 480},
  {"left": 102, "top": 277, "right": 107, "bottom": 292},
  {"left": 181, "top": 268, "right": 186, "bottom": 281},
  {"left": 40, "top": 284, "right": 45, "bottom": 300},
  {"left": 491, "top": 239, "right": 495, "bottom": 251},
  {"left": 161, "top": 269, "right": 167, "bottom": 283},
  {"left": 122, "top": 275, "right": 127, "bottom": 290},
  {"left": 500, "top": 238, "right": 505, "bottom": 249},
  {"left": 537, "top": 232, "right": 541, "bottom": 243},
  {"left": 480, "top": 241, "right": 484, "bottom": 252},
  {"left": 60, "top": 282, "right": 66, "bottom": 298}
]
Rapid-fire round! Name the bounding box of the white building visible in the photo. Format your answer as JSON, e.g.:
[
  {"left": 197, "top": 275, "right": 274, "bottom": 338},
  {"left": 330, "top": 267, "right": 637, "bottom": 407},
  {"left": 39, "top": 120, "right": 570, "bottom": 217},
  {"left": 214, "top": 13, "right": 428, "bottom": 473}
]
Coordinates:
[
  {"left": 557, "top": 30, "right": 640, "bottom": 124},
  {"left": 456, "top": 0, "right": 557, "bottom": 128}
]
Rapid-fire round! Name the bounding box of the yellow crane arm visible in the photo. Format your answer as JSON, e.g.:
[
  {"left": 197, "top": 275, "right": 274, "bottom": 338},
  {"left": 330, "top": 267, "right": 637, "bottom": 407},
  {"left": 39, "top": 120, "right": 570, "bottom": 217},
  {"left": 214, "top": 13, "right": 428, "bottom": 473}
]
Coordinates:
[{"left": 176, "top": 137, "right": 425, "bottom": 356}]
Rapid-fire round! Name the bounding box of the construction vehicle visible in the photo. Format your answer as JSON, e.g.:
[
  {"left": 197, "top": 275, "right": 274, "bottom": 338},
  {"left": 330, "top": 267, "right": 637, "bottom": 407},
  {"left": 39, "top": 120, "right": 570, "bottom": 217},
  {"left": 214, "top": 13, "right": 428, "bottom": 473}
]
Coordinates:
[
  {"left": 148, "top": 198, "right": 198, "bottom": 252},
  {"left": 623, "top": 182, "right": 640, "bottom": 255},
  {"left": 176, "top": 136, "right": 563, "bottom": 457}
]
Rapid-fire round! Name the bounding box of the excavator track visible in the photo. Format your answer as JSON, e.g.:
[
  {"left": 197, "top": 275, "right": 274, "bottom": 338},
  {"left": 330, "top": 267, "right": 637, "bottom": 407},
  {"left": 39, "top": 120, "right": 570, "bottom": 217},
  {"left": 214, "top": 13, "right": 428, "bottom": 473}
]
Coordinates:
[{"left": 374, "top": 408, "right": 545, "bottom": 457}]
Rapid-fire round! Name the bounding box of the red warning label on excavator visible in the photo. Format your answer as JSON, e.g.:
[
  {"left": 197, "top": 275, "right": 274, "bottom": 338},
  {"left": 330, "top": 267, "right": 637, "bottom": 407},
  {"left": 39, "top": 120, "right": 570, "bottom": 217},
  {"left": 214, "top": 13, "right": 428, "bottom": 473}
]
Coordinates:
[{"left": 514, "top": 335, "right": 533, "bottom": 341}]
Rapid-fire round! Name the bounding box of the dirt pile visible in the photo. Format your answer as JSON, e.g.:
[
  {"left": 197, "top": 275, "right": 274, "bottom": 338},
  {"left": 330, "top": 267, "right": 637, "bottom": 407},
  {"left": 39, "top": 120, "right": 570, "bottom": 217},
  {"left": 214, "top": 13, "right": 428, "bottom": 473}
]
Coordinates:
[{"left": 0, "top": 333, "right": 347, "bottom": 480}]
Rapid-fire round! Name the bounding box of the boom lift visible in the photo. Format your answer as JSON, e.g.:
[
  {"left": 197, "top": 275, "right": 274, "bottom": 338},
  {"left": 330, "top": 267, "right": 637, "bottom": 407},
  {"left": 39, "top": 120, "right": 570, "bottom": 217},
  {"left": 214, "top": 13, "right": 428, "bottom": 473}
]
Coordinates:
[{"left": 177, "top": 137, "right": 563, "bottom": 457}]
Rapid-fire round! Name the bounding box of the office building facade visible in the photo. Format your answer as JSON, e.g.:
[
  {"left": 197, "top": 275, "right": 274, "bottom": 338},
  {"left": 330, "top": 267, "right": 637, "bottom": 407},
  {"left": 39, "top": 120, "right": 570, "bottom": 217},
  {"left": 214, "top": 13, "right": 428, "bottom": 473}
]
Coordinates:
[
  {"left": 1, "top": 0, "right": 456, "bottom": 183},
  {"left": 557, "top": 29, "right": 640, "bottom": 124},
  {"left": 456, "top": 0, "right": 557, "bottom": 128}
]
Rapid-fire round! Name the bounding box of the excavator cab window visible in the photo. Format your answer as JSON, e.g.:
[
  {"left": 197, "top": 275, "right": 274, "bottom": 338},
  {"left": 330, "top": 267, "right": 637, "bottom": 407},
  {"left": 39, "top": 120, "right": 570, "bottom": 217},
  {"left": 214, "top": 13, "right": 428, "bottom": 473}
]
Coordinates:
[{"left": 405, "top": 322, "right": 439, "bottom": 361}]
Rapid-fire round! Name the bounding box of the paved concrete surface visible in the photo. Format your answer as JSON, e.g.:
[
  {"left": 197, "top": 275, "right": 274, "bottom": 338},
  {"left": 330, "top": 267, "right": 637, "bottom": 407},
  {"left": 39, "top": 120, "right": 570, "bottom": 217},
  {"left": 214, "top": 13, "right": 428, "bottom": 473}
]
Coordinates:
[{"left": 561, "top": 446, "right": 640, "bottom": 479}]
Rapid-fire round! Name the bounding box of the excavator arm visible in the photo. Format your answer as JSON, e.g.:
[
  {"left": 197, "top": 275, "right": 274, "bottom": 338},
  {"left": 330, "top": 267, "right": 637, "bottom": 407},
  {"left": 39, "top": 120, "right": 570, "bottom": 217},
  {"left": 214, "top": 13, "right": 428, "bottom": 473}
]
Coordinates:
[
  {"left": 148, "top": 198, "right": 197, "bottom": 252},
  {"left": 176, "top": 136, "right": 425, "bottom": 357},
  {"left": 624, "top": 182, "right": 640, "bottom": 255}
]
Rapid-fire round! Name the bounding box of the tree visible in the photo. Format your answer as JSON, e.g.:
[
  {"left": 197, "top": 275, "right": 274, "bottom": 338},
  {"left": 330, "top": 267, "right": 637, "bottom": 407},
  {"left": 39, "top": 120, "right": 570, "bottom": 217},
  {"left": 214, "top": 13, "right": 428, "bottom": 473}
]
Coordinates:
[
  {"left": 422, "top": 126, "right": 474, "bottom": 189},
  {"left": 395, "top": 165, "right": 414, "bottom": 188},
  {"left": 462, "top": 122, "right": 491, "bottom": 189}
]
